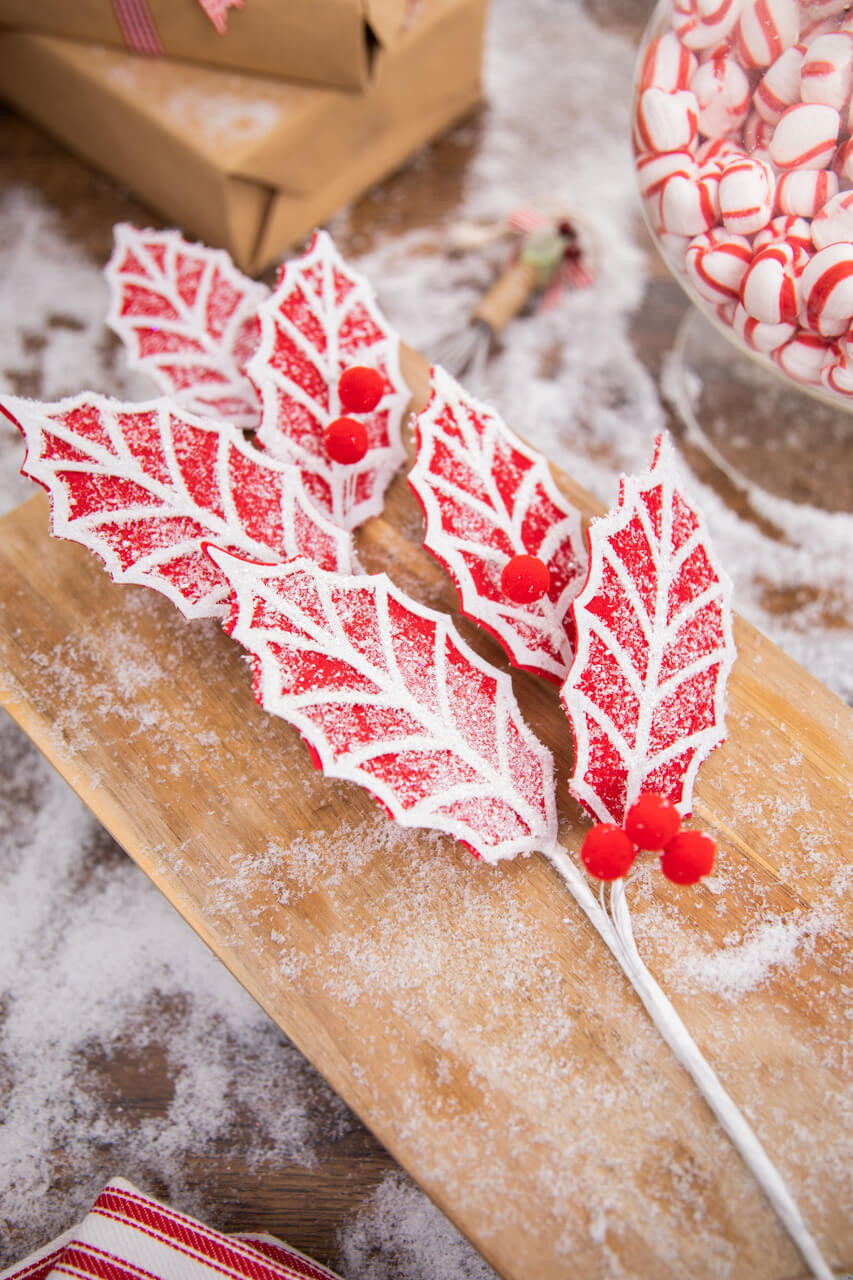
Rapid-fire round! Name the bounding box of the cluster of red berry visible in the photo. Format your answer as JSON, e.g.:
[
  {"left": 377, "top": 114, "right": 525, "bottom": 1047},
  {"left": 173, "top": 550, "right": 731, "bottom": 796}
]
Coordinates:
[
  {"left": 322, "top": 365, "right": 385, "bottom": 465},
  {"left": 325, "top": 381, "right": 712, "bottom": 891},
  {"left": 580, "top": 792, "right": 716, "bottom": 886}
]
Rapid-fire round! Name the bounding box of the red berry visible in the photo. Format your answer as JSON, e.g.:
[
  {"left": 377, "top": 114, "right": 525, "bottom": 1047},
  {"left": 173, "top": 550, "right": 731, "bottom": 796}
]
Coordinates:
[
  {"left": 624, "top": 792, "right": 681, "bottom": 850},
  {"left": 660, "top": 830, "right": 715, "bottom": 885},
  {"left": 580, "top": 824, "right": 637, "bottom": 881},
  {"left": 323, "top": 416, "right": 368, "bottom": 465},
  {"left": 338, "top": 365, "right": 384, "bottom": 414},
  {"left": 500, "top": 553, "right": 550, "bottom": 604}
]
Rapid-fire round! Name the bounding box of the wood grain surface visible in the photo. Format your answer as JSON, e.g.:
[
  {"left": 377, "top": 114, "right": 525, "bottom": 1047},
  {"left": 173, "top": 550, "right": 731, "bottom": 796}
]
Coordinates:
[{"left": 0, "top": 339, "right": 850, "bottom": 1279}]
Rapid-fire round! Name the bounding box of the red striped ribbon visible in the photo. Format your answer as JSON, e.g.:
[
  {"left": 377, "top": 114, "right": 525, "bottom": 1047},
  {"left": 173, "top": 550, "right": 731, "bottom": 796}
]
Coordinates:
[
  {"left": 111, "top": 0, "right": 164, "bottom": 55},
  {"left": 111, "top": 0, "right": 244, "bottom": 54},
  {"left": 0, "top": 1179, "right": 343, "bottom": 1280}
]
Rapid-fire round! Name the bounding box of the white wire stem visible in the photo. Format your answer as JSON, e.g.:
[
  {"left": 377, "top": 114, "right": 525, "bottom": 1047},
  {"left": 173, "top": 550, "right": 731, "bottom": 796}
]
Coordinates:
[{"left": 545, "top": 845, "right": 835, "bottom": 1280}]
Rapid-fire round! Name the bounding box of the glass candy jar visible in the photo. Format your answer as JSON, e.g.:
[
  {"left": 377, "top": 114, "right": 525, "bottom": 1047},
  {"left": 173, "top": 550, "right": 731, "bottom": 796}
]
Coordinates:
[{"left": 633, "top": 0, "right": 853, "bottom": 410}]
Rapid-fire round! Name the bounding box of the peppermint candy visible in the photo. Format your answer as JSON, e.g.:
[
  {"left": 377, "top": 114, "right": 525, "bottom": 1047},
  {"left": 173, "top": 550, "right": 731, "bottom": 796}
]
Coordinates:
[
  {"left": 639, "top": 30, "right": 698, "bottom": 91},
  {"left": 718, "top": 156, "right": 775, "bottom": 233},
  {"left": 820, "top": 344, "right": 853, "bottom": 394},
  {"left": 811, "top": 190, "right": 853, "bottom": 248},
  {"left": 690, "top": 54, "right": 752, "bottom": 137},
  {"left": 740, "top": 242, "right": 806, "bottom": 325},
  {"left": 635, "top": 87, "right": 700, "bottom": 151},
  {"left": 769, "top": 102, "right": 841, "bottom": 168},
  {"left": 800, "top": 241, "right": 853, "bottom": 335},
  {"left": 777, "top": 166, "right": 839, "bottom": 217},
  {"left": 753, "top": 42, "right": 807, "bottom": 123},
  {"left": 732, "top": 302, "right": 796, "bottom": 352},
  {"left": 800, "top": 31, "right": 853, "bottom": 108},
  {"left": 753, "top": 214, "right": 814, "bottom": 252},
  {"left": 684, "top": 228, "right": 753, "bottom": 303},
  {"left": 737, "top": 0, "right": 801, "bottom": 69},
  {"left": 659, "top": 167, "right": 721, "bottom": 236},
  {"left": 775, "top": 329, "right": 831, "bottom": 382},
  {"left": 673, "top": 0, "right": 745, "bottom": 50},
  {"left": 636, "top": 148, "right": 697, "bottom": 199}
]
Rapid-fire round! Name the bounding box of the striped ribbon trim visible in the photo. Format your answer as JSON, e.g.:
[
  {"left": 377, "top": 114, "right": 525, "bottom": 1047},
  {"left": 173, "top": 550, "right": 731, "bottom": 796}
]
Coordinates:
[
  {"left": 0, "top": 1179, "right": 343, "bottom": 1280},
  {"left": 111, "top": 0, "right": 244, "bottom": 54},
  {"left": 111, "top": 0, "right": 164, "bottom": 56}
]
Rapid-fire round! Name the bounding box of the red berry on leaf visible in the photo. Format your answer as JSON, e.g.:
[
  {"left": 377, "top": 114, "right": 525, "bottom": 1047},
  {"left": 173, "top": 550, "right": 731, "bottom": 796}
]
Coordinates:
[
  {"left": 580, "top": 824, "right": 637, "bottom": 881},
  {"left": 660, "top": 830, "right": 715, "bottom": 885},
  {"left": 338, "top": 365, "right": 384, "bottom": 414},
  {"left": 500, "top": 553, "right": 550, "bottom": 604},
  {"left": 624, "top": 792, "right": 681, "bottom": 850},
  {"left": 323, "top": 416, "right": 368, "bottom": 465}
]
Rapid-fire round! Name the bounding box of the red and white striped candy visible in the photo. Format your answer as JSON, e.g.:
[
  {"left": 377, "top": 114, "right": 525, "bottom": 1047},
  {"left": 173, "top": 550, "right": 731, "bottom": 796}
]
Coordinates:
[
  {"left": 777, "top": 165, "right": 839, "bottom": 215},
  {"left": 740, "top": 241, "right": 805, "bottom": 323},
  {"left": 754, "top": 213, "right": 815, "bottom": 251},
  {"left": 719, "top": 155, "right": 776, "bottom": 232},
  {"left": 636, "top": 148, "right": 698, "bottom": 198},
  {"left": 769, "top": 102, "right": 840, "bottom": 168},
  {"left": 820, "top": 344, "right": 853, "bottom": 393},
  {"left": 753, "top": 43, "right": 806, "bottom": 123},
  {"left": 659, "top": 168, "right": 722, "bottom": 235},
  {"left": 659, "top": 231, "right": 694, "bottom": 263},
  {"left": 775, "top": 329, "right": 832, "bottom": 381},
  {"left": 674, "top": 0, "right": 745, "bottom": 50},
  {"left": 684, "top": 227, "right": 753, "bottom": 301},
  {"left": 800, "top": 240, "right": 853, "bottom": 334},
  {"left": 635, "top": 87, "right": 700, "bottom": 152},
  {"left": 811, "top": 190, "right": 853, "bottom": 248},
  {"left": 832, "top": 136, "right": 853, "bottom": 180},
  {"left": 737, "top": 0, "right": 800, "bottom": 68},
  {"left": 696, "top": 135, "right": 745, "bottom": 164},
  {"left": 800, "top": 31, "right": 853, "bottom": 109},
  {"left": 732, "top": 301, "right": 796, "bottom": 350},
  {"left": 690, "top": 55, "right": 752, "bottom": 136},
  {"left": 716, "top": 299, "right": 738, "bottom": 324},
  {"left": 639, "top": 30, "right": 699, "bottom": 91}
]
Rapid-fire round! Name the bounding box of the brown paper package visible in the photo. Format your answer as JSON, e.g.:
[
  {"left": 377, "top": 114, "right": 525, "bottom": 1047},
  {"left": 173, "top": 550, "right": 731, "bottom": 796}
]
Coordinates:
[
  {"left": 0, "top": 0, "right": 487, "bottom": 275},
  {"left": 0, "top": 0, "right": 412, "bottom": 90}
]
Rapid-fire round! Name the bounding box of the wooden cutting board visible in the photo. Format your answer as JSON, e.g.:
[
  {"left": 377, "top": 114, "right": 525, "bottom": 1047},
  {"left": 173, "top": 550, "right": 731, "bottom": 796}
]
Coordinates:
[{"left": 0, "top": 348, "right": 850, "bottom": 1280}]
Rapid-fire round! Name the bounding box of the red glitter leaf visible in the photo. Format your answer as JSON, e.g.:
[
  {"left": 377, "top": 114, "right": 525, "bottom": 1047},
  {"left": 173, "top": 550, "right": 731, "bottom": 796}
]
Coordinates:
[
  {"left": 207, "top": 549, "right": 558, "bottom": 863},
  {"left": 105, "top": 224, "right": 267, "bottom": 428},
  {"left": 561, "top": 434, "right": 735, "bottom": 824},
  {"left": 7, "top": 393, "right": 352, "bottom": 619},
  {"left": 409, "top": 367, "right": 587, "bottom": 682},
  {"left": 249, "top": 231, "right": 409, "bottom": 531}
]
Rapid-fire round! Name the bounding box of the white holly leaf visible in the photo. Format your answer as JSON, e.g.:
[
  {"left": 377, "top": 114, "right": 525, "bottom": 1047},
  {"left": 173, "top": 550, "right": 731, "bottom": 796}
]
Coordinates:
[
  {"left": 561, "top": 434, "right": 736, "bottom": 824},
  {"left": 248, "top": 230, "right": 409, "bottom": 530},
  {"left": 410, "top": 366, "right": 587, "bottom": 682},
  {"left": 105, "top": 224, "right": 268, "bottom": 428},
  {"left": 208, "top": 548, "right": 559, "bottom": 863},
  {"left": 5, "top": 392, "right": 352, "bottom": 619}
]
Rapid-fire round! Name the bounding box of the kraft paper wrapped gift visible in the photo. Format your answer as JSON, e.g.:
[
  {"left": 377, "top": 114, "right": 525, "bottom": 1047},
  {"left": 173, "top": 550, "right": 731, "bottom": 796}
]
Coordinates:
[
  {"left": 0, "top": 0, "right": 487, "bottom": 275},
  {"left": 0, "top": 0, "right": 412, "bottom": 90}
]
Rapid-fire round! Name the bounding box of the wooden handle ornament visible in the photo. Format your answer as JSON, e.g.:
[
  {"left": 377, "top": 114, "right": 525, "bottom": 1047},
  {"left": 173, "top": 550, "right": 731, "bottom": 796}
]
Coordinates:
[{"left": 471, "top": 259, "right": 539, "bottom": 334}]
